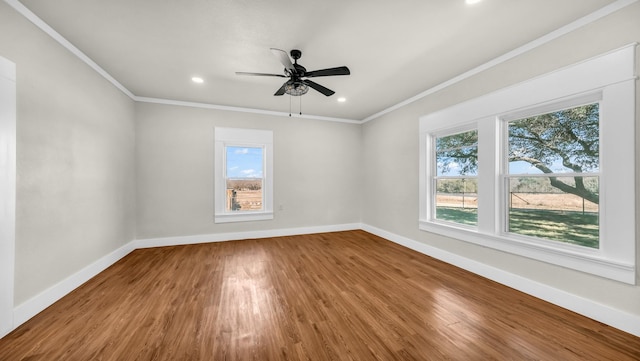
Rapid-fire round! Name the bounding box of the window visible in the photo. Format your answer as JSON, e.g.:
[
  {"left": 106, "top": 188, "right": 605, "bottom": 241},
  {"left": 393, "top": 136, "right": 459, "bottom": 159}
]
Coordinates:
[
  {"left": 504, "top": 102, "right": 600, "bottom": 248},
  {"left": 419, "top": 45, "right": 636, "bottom": 284},
  {"left": 434, "top": 128, "right": 478, "bottom": 227},
  {"left": 225, "top": 146, "right": 264, "bottom": 212},
  {"left": 214, "top": 127, "right": 273, "bottom": 223}
]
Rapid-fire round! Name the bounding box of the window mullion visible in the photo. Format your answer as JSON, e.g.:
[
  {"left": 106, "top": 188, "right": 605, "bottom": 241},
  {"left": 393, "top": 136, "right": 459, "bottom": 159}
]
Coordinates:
[{"left": 476, "top": 119, "right": 498, "bottom": 235}]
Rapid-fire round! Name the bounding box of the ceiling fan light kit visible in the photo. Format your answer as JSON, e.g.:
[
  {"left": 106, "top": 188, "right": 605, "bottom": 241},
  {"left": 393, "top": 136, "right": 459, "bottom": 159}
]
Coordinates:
[
  {"left": 284, "top": 82, "right": 309, "bottom": 96},
  {"left": 236, "top": 48, "right": 350, "bottom": 98}
]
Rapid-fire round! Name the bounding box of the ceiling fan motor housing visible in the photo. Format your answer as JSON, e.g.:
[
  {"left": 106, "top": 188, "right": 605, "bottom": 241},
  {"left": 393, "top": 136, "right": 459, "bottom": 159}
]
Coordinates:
[
  {"left": 289, "top": 50, "right": 306, "bottom": 77},
  {"left": 290, "top": 49, "right": 302, "bottom": 61}
]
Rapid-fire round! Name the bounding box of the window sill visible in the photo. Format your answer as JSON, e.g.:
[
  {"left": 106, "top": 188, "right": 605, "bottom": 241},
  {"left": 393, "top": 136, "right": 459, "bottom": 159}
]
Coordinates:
[
  {"left": 215, "top": 211, "right": 274, "bottom": 224},
  {"left": 419, "top": 219, "right": 635, "bottom": 284}
]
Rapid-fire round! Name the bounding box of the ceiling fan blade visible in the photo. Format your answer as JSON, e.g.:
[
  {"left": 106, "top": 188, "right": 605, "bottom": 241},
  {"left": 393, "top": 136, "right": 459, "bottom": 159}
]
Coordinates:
[
  {"left": 303, "top": 79, "right": 335, "bottom": 96},
  {"left": 236, "top": 72, "right": 286, "bottom": 77},
  {"left": 304, "top": 66, "right": 350, "bottom": 78},
  {"left": 270, "top": 48, "right": 294, "bottom": 72},
  {"left": 274, "top": 81, "right": 288, "bottom": 96}
]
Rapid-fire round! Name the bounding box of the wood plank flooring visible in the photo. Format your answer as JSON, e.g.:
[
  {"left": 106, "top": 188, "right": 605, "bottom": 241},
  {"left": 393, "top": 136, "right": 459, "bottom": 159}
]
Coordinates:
[{"left": 1, "top": 230, "right": 639, "bottom": 360}]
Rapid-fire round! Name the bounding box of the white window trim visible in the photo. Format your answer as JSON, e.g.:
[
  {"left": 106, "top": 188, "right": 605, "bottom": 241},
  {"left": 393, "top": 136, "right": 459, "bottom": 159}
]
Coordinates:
[
  {"left": 214, "top": 127, "right": 273, "bottom": 223},
  {"left": 0, "top": 55, "right": 16, "bottom": 337},
  {"left": 419, "top": 44, "right": 637, "bottom": 284}
]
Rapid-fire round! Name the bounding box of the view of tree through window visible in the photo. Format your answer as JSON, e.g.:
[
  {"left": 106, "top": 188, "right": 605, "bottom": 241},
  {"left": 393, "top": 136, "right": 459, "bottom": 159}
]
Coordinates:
[
  {"left": 434, "top": 129, "right": 478, "bottom": 226},
  {"left": 507, "top": 103, "right": 599, "bottom": 247},
  {"left": 420, "top": 47, "right": 635, "bottom": 282},
  {"left": 431, "top": 104, "right": 600, "bottom": 246},
  {"left": 225, "top": 146, "right": 264, "bottom": 212}
]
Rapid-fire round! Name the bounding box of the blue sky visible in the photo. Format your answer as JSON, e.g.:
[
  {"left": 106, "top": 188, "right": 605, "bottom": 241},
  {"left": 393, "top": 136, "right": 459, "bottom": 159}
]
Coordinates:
[
  {"left": 509, "top": 160, "right": 544, "bottom": 174},
  {"left": 226, "top": 146, "right": 263, "bottom": 178},
  {"left": 437, "top": 159, "right": 579, "bottom": 176}
]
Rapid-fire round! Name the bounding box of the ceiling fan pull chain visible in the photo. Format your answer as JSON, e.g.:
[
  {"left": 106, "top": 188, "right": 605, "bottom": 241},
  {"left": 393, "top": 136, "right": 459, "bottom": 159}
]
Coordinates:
[
  {"left": 289, "top": 94, "right": 292, "bottom": 117},
  {"left": 299, "top": 96, "right": 302, "bottom": 116}
]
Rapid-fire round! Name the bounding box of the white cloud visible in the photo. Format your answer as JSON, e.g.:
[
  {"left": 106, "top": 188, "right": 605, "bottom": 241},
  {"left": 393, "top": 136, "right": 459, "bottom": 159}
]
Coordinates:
[
  {"left": 240, "top": 169, "right": 262, "bottom": 178},
  {"left": 234, "top": 148, "right": 249, "bottom": 155}
]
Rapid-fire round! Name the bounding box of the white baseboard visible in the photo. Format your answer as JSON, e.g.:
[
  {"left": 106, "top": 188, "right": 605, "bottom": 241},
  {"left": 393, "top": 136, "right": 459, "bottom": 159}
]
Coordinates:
[
  {"left": 12, "top": 242, "right": 136, "bottom": 329},
  {"left": 133, "top": 223, "right": 361, "bottom": 249},
  {"left": 361, "top": 223, "right": 640, "bottom": 338},
  {"left": 9, "top": 223, "right": 639, "bottom": 339}
]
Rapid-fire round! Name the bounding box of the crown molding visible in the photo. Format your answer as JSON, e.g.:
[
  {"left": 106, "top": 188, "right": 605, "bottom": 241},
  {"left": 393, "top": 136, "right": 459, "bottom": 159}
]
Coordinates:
[
  {"left": 134, "top": 96, "right": 361, "bottom": 124},
  {"left": 3, "top": 0, "right": 136, "bottom": 99},
  {"left": 4, "top": 0, "right": 638, "bottom": 124},
  {"left": 361, "top": 0, "right": 639, "bottom": 123},
  {"left": 3, "top": 0, "right": 360, "bottom": 123}
]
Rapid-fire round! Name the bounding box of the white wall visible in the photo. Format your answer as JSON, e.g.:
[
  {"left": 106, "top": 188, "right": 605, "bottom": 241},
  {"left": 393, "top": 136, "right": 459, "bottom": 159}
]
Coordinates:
[
  {"left": 0, "top": 1, "right": 137, "bottom": 306},
  {"left": 362, "top": 3, "right": 640, "bottom": 318},
  {"left": 135, "top": 102, "right": 361, "bottom": 239}
]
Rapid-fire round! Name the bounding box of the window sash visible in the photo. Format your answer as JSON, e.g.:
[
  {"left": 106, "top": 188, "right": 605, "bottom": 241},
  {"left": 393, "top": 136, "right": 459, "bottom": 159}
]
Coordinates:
[
  {"left": 502, "top": 175, "right": 600, "bottom": 248},
  {"left": 500, "top": 100, "right": 601, "bottom": 248},
  {"left": 432, "top": 176, "right": 478, "bottom": 228},
  {"left": 223, "top": 144, "right": 265, "bottom": 213},
  {"left": 505, "top": 101, "right": 601, "bottom": 176}
]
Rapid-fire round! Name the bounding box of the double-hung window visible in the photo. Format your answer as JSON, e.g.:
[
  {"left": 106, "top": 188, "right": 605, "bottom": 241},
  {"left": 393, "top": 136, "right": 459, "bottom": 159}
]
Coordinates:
[
  {"left": 214, "top": 127, "right": 273, "bottom": 223},
  {"left": 433, "top": 128, "right": 478, "bottom": 227},
  {"left": 503, "top": 100, "right": 600, "bottom": 248},
  {"left": 419, "top": 45, "right": 636, "bottom": 284}
]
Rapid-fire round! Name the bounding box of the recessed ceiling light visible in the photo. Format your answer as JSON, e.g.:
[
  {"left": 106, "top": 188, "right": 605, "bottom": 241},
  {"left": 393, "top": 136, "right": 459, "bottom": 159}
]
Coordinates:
[
  {"left": 466, "top": 0, "right": 481, "bottom": 4},
  {"left": 191, "top": 76, "right": 204, "bottom": 84},
  {"left": 337, "top": 97, "right": 346, "bottom": 103}
]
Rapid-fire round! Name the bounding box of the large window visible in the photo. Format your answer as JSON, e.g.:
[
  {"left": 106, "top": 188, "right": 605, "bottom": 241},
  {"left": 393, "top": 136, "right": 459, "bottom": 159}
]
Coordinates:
[
  {"left": 214, "top": 127, "right": 273, "bottom": 223},
  {"left": 419, "top": 45, "right": 636, "bottom": 284}
]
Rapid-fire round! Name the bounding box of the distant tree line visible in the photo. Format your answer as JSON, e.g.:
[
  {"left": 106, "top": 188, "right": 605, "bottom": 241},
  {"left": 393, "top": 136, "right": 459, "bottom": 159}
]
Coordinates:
[
  {"left": 436, "top": 179, "right": 478, "bottom": 194},
  {"left": 227, "top": 179, "right": 262, "bottom": 191},
  {"left": 510, "top": 176, "right": 598, "bottom": 194}
]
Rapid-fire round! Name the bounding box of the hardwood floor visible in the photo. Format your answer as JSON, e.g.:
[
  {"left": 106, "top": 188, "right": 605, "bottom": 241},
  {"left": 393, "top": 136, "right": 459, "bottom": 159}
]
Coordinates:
[{"left": 1, "top": 230, "right": 639, "bottom": 360}]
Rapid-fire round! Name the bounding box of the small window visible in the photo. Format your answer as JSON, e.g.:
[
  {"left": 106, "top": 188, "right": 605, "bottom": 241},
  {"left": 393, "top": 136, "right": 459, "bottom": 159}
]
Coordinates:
[
  {"left": 434, "top": 129, "right": 478, "bottom": 227},
  {"left": 225, "top": 146, "right": 264, "bottom": 212},
  {"left": 505, "top": 103, "right": 600, "bottom": 248},
  {"left": 214, "top": 127, "right": 273, "bottom": 223}
]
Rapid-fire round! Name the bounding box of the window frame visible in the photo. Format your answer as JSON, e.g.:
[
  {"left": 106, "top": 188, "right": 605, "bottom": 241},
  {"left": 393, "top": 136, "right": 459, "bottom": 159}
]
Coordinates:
[
  {"left": 430, "top": 125, "right": 479, "bottom": 230},
  {"left": 419, "top": 44, "right": 636, "bottom": 284},
  {"left": 500, "top": 96, "right": 602, "bottom": 248},
  {"left": 214, "top": 127, "right": 273, "bottom": 223}
]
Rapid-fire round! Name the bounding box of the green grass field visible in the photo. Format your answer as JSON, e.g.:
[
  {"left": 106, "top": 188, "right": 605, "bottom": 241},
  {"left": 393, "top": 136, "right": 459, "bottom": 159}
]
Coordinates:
[{"left": 435, "top": 207, "right": 599, "bottom": 248}]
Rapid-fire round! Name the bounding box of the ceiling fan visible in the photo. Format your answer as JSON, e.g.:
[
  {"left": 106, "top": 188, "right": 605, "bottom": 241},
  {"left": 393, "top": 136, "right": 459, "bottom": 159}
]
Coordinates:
[{"left": 236, "top": 48, "right": 350, "bottom": 97}]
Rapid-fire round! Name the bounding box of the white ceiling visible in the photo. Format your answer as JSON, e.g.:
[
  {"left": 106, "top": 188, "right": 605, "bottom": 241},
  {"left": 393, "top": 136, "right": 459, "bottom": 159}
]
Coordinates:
[{"left": 15, "top": 0, "right": 621, "bottom": 121}]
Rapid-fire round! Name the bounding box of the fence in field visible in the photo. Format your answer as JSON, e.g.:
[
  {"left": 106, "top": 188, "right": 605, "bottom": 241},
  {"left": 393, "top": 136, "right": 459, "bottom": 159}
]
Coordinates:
[
  {"left": 226, "top": 189, "right": 263, "bottom": 211},
  {"left": 435, "top": 193, "right": 478, "bottom": 209},
  {"left": 508, "top": 192, "right": 597, "bottom": 214},
  {"left": 436, "top": 192, "right": 598, "bottom": 214}
]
